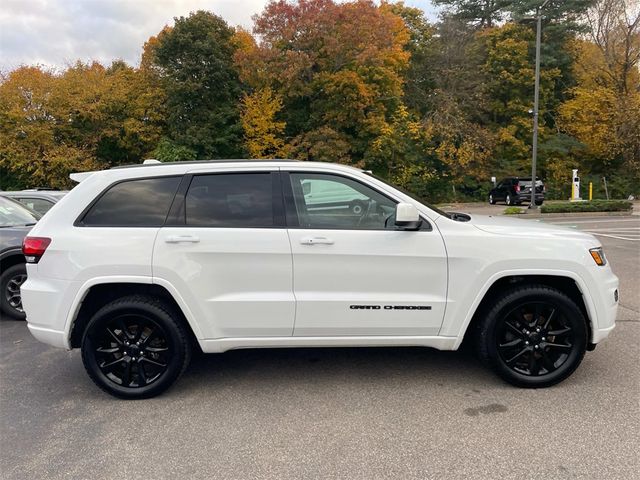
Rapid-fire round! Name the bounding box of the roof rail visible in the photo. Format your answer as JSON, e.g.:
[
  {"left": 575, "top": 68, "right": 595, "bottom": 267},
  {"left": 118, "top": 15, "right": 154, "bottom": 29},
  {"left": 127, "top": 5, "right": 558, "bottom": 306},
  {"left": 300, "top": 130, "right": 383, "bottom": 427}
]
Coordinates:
[{"left": 110, "top": 159, "right": 300, "bottom": 170}]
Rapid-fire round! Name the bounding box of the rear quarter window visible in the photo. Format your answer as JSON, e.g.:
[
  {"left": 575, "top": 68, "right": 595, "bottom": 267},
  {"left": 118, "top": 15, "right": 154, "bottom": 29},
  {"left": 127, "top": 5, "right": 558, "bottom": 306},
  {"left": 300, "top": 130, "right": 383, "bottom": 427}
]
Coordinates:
[{"left": 80, "top": 176, "right": 181, "bottom": 227}]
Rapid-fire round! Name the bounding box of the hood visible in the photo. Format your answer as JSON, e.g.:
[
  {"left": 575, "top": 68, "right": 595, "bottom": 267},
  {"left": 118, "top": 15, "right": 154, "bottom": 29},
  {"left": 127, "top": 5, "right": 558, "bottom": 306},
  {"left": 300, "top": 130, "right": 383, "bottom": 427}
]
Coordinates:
[{"left": 468, "top": 214, "right": 597, "bottom": 242}]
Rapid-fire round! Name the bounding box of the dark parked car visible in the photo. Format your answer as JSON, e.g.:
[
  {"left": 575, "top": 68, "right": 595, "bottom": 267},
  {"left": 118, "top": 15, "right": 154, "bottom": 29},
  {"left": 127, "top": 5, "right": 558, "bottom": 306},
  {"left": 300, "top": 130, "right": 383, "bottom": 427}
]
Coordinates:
[
  {"left": 0, "top": 196, "right": 40, "bottom": 319},
  {"left": 489, "top": 177, "right": 545, "bottom": 206},
  {"left": 0, "top": 189, "right": 67, "bottom": 216}
]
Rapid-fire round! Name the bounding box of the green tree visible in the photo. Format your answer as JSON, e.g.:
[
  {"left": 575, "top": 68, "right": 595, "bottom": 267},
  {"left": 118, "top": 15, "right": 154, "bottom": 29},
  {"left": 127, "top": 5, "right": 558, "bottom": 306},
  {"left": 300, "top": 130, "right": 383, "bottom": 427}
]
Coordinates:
[{"left": 149, "top": 11, "right": 244, "bottom": 159}]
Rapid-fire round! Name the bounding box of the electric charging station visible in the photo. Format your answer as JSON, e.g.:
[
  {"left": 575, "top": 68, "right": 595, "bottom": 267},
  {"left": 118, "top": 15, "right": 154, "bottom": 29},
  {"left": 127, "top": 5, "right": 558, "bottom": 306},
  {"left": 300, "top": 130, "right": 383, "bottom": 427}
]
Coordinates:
[{"left": 570, "top": 169, "right": 581, "bottom": 201}]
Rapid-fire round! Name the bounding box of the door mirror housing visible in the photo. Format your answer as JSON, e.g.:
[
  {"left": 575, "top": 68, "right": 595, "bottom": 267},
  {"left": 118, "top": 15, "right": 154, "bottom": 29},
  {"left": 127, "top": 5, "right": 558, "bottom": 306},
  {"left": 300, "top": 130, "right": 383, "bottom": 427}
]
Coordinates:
[{"left": 395, "top": 203, "right": 422, "bottom": 230}]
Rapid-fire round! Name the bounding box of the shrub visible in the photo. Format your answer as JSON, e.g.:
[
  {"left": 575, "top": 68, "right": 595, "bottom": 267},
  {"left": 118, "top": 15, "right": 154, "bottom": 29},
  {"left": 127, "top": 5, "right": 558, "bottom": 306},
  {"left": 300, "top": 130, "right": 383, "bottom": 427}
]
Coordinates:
[
  {"left": 504, "top": 206, "right": 525, "bottom": 215},
  {"left": 540, "top": 200, "right": 633, "bottom": 214}
]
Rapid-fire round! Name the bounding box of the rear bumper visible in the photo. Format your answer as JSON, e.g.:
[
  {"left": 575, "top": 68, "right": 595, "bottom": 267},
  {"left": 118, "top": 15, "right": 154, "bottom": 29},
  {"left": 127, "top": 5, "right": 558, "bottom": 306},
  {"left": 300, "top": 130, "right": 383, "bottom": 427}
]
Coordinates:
[
  {"left": 27, "top": 324, "right": 67, "bottom": 349},
  {"left": 21, "top": 270, "right": 77, "bottom": 349},
  {"left": 516, "top": 193, "right": 544, "bottom": 202}
]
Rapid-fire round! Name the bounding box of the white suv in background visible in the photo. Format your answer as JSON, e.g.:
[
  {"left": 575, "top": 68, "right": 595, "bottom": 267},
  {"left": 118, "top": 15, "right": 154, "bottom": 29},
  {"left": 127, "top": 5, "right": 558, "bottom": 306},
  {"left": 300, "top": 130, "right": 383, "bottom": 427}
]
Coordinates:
[{"left": 21, "top": 160, "right": 619, "bottom": 398}]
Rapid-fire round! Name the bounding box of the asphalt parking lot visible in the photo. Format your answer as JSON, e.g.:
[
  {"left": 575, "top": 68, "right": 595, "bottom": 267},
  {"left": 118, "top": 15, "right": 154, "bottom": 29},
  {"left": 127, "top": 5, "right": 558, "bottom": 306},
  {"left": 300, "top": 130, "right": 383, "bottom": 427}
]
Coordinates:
[{"left": 1, "top": 215, "right": 638, "bottom": 479}]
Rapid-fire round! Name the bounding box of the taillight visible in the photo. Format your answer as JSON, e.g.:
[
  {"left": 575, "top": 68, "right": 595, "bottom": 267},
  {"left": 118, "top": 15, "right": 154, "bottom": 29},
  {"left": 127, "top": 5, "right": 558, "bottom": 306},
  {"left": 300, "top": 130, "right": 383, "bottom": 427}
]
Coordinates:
[
  {"left": 22, "top": 237, "right": 51, "bottom": 264},
  {"left": 515, "top": 184, "right": 520, "bottom": 193}
]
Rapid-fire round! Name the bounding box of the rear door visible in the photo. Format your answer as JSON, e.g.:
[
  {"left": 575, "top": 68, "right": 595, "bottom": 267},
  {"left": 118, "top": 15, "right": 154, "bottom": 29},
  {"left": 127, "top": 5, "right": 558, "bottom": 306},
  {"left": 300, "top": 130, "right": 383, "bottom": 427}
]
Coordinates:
[
  {"left": 153, "top": 169, "right": 295, "bottom": 339},
  {"left": 282, "top": 170, "right": 448, "bottom": 337}
]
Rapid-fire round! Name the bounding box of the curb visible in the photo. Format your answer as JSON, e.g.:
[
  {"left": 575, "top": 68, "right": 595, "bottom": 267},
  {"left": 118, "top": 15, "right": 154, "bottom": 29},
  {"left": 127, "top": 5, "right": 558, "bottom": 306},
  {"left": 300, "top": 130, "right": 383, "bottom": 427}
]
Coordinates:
[{"left": 507, "top": 211, "right": 633, "bottom": 219}]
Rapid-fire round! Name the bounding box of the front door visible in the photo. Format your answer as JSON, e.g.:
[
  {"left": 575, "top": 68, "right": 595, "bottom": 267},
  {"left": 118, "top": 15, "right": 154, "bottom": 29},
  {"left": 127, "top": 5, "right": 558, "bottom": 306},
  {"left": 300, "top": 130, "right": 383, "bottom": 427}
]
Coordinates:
[{"left": 283, "top": 171, "right": 448, "bottom": 337}]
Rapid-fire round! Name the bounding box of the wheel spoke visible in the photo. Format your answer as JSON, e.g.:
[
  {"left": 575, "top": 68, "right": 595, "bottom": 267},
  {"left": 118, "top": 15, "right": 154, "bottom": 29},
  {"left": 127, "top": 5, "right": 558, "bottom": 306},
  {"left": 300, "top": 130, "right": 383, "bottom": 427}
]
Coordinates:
[
  {"left": 499, "top": 338, "right": 523, "bottom": 349},
  {"left": 145, "top": 346, "right": 168, "bottom": 353},
  {"left": 542, "top": 308, "right": 556, "bottom": 329},
  {"left": 541, "top": 353, "right": 556, "bottom": 373},
  {"left": 97, "top": 346, "right": 120, "bottom": 354},
  {"left": 122, "top": 360, "right": 132, "bottom": 386},
  {"left": 545, "top": 342, "right": 572, "bottom": 351},
  {"left": 100, "top": 357, "right": 125, "bottom": 369},
  {"left": 506, "top": 347, "right": 530, "bottom": 365},
  {"left": 106, "top": 328, "right": 123, "bottom": 345},
  {"left": 548, "top": 326, "right": 571, "bottom": 336},
  {"left": 532, "top": 304, "right": 541, "bottom": 327},
  {"left": 140, "top": 327, "right": 156, "bottom": 345},
  {"left": 528, "top": 354, "right": 540, "bottom": 375},
  {"left": 505, "top": 321, "right": 524, "bottom": 338},
  {"left": 136, "top": 362, "right": 147, "bottom": 386},
  {"left": 141, "top": 357, "right": 167, "bottom": 368}
]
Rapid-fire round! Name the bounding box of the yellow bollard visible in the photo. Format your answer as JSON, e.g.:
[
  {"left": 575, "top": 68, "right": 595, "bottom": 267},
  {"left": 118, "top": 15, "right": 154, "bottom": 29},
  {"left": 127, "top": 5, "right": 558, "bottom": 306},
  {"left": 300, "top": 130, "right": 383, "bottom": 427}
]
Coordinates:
[{"left": 589, "top": 182, "right": 593, "bottom": 201}]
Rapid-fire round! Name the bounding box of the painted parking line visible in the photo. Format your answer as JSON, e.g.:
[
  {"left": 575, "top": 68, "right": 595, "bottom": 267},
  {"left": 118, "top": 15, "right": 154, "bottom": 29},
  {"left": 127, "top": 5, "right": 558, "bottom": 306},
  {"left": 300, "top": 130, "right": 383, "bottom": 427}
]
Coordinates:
[{"left": 584, "top": 231, "right": 640, "bottom": 241}]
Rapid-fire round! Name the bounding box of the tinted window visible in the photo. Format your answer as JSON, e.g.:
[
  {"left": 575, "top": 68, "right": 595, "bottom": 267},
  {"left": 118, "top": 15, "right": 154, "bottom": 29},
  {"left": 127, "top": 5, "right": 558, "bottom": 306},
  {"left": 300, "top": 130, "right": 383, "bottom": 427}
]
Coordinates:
[
  {"left": 185, "top": 173, "right": 274, "bottom": 227},
  {"left": 288, "top": 173, "right": 396, "bottom": 230},
  {"left": 82, "top": 176, "right": 180, "bottom": 226}
]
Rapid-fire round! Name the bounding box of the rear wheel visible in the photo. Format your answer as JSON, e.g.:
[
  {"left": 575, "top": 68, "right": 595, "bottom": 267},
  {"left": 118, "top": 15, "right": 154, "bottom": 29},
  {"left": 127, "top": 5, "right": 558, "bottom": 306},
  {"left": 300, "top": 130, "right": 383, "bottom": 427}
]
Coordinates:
[
  {"left": 81, "top": 295, "right": 191, "bottom": 399},
  {"left": 476, "top": 285, "right": 587, "bottom": 388},
  {"left": 505, "top": 194, "right": 513, "bottom": 206},
  {"left": 0, "top": 263, "right": 27, "bottom": 320}
]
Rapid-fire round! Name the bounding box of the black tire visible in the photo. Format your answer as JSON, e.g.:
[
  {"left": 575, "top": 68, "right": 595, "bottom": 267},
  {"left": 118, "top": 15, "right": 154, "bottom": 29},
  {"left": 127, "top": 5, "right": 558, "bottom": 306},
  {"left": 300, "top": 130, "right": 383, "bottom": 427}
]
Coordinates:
[
  {"left": 536, "top": 200, "right": 544, "bottom": 206},
  {"left": 0, "top": 263, "right": 27, "bottom": 320},
  {"left": 489, "top": 194, "right": 495, "bottom": 205},
  {"left": 475, "top": 285, "right": 587, "bottom": 388},
  {"left": 505, "top": 194, "right": 513, "bottom": 206},
  {"left": 81, "top": 295, "right": 191, "bottom": 399}
]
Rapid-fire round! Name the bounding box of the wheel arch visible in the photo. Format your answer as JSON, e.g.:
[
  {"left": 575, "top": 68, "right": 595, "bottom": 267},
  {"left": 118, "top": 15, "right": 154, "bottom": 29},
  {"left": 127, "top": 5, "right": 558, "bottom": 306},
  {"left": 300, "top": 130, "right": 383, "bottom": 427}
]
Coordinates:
[
  {"left": 0, "top": 249, "right": 25, "bottom": 273},
  {"left": 68, "top": 280, "right": 202, "bottom": 350},
  {"left": 457, "top": 273, "right": 594, "bottom": 350}
]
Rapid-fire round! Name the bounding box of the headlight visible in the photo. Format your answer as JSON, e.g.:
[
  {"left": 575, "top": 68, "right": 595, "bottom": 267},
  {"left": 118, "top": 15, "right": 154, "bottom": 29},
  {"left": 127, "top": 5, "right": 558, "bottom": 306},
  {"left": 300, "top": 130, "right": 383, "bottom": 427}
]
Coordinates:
[{"left": 589, "top": 247, "right": 607, "bottom": 266}]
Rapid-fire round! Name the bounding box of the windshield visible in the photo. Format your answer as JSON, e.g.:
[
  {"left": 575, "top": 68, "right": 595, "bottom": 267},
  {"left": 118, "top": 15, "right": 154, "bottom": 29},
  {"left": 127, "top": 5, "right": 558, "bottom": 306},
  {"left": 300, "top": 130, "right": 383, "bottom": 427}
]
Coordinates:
[
  {"left": 0, "top": 196, "right": 40, "bottom": 227},
  {"left": 364, "top": 172, "right": 450, "bottom": 218}
]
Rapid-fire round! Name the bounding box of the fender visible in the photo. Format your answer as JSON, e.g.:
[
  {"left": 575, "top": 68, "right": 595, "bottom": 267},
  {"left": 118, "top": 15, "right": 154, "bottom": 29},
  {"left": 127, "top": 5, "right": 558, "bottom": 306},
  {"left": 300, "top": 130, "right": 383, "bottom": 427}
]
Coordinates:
[
  {"left": 63, "top": 275, "right": 205, "bottom": 349},
  {"left": 0, "top": 246, "right": 23, "bottom": 262},
  {"left": 448, "top": 268, "right": 598, "bottom": 350}
]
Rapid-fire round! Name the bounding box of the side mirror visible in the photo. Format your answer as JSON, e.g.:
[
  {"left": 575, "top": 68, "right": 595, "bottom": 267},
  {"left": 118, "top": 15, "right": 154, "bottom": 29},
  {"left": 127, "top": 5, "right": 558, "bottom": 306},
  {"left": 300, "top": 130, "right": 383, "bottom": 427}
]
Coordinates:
[{"left": 395, "top": 203, "right": 422, "bottom": 230}]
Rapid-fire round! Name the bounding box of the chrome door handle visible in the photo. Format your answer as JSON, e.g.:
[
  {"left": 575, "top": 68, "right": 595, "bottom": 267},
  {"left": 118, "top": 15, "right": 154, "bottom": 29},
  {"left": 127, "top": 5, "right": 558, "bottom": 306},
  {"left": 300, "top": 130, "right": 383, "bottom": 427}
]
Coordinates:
[
  {"left": 300, "top": 236, "right": 334, "bottom": 245},
  {"left": 165, "top": 235, "right": 200, "bottom": 243}
]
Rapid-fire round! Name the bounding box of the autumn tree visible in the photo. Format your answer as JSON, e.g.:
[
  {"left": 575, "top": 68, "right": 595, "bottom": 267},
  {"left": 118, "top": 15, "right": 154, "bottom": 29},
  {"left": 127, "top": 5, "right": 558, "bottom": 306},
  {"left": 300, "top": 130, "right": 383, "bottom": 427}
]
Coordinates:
[
  {"left": 148, "top": 11, "right": 244, "bottom": 160},
  {"left": 240, "top": 87, "right": 288, "bottom": 158},
  {"left": 237, "top": 0, "right": 410, "bottom": 166},
  {"left": 559, "top": 0, "right": 640, "bottom": 193}
]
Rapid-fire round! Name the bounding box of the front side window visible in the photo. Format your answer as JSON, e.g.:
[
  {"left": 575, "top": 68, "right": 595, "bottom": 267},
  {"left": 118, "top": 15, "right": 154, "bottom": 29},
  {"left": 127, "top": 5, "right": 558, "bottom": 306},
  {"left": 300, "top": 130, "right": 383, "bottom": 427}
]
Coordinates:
[
  {"left": 81, "top": 176, "right": 181, "bottom": 226},
  {"left": 288, "top": 173, "right": 396, "bottom": 230},
  {"left": 185, "top": 173, "right": 274, "bottom": 227}
]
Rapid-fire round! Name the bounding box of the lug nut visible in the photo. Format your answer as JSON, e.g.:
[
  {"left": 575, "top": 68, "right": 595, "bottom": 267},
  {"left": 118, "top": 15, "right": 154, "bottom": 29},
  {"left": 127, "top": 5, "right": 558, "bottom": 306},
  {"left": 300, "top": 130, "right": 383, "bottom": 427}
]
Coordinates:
[
  {"left": 536, "top": 328, "right": 541, "bottom": 333},
  {"left": 534, "top": 345, "right": 539, "bottom": 349},
  {"left": 542, "top": 337, "right": 546, "bottom": 341},
  {"left": 525, "top": 341, "right": 529, "bottom": 345}
]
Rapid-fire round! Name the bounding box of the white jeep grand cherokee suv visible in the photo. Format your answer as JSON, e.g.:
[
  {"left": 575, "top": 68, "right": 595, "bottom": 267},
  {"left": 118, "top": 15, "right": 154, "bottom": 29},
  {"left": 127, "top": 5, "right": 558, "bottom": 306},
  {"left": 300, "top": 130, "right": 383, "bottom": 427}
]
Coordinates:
[{"left": 21, "top": 160, "right": 619, "bottom": 398}]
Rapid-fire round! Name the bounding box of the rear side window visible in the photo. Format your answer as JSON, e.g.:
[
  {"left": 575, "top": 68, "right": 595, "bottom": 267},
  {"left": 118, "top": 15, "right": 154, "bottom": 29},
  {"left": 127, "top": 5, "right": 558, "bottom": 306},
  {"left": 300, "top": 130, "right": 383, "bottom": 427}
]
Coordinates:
[
  {"left": 81, "top": 176, "right": 181, "bottom": 226},
  {"left": 185, "top": 173, "right": 273, "bottom": 227}
]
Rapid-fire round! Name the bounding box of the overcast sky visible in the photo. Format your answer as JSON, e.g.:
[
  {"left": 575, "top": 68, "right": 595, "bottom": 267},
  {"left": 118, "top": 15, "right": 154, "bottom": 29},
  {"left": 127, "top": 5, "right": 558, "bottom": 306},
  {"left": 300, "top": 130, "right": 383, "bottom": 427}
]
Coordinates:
[{"left": 0, "top": 0, "right": 438, "bottom": 72}]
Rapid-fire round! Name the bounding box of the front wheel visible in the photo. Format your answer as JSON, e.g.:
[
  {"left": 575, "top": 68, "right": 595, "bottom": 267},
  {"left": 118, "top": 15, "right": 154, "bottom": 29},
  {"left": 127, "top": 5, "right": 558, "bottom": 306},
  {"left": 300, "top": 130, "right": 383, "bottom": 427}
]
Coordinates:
[
  {"left": 505, "top": 194, "right": 513, "bottom": 206},
  {"left": 488, "top": 194, "right": 495, "bottom": 205},
  {"left": 475, "top": 285, "right": 587, "bottom": 388},
  {"left": 81, "top": 295, "right": 191, "bottom": 399},
  {"left": 0, "top": 263, "right": 27, "bottom": 320}
]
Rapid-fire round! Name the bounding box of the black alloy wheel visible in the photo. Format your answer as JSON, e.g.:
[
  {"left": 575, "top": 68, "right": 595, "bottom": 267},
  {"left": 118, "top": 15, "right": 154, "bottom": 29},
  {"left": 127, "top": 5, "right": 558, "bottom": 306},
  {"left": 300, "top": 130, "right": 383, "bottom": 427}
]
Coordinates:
[
  {"left": 82, "top": 295, "right": 191, "bottom": 399},
  {"left": 476, "top": 285, "right": 587, "bottom": 388},
  {"left": 1, "top": 263, "right": 28, "bottom": 320}
]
